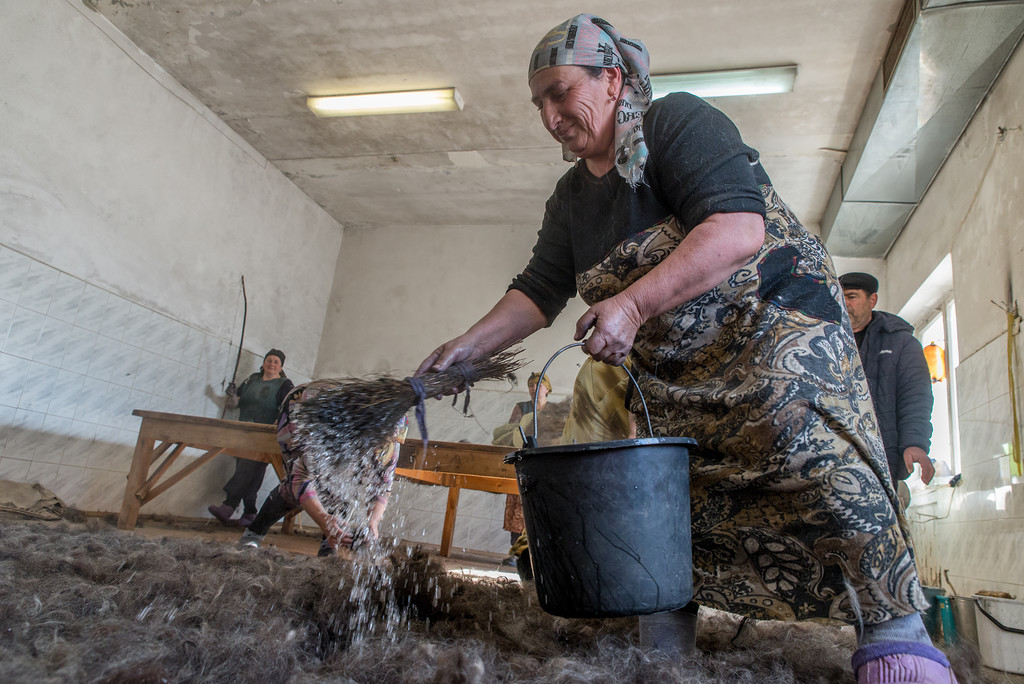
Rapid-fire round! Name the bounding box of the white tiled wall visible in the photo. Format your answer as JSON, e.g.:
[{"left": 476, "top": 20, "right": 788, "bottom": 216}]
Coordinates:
[
  {"left": 0, "top": 244, "right": 310, "bottom": 518},
  {"left": 0, "top": 240, "right": 544, "bottom": 554},
  {"left": 908, "top": 331, "right": 1024, "bottom": 598}
]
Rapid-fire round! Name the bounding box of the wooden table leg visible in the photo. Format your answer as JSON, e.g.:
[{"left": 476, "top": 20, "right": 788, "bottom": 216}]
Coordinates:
[
  {"left": 118, "top": 434, "right": 154, "bottom": 530},
  {"left": 282, "top": 509, "right": 299, "bottom": 534},
  {"left": 440, "top": 485, "right": 461, "bottom": 557}
]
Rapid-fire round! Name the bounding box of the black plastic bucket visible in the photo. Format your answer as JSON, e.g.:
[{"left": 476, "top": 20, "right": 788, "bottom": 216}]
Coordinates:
[{"left": 505, "top": 436, "right": 694, "bottom": 618}]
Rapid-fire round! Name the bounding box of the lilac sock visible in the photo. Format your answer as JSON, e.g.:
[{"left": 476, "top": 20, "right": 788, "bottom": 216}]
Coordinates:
[{"left": 852, "top": 641, "right": 950, "bottom": 672}]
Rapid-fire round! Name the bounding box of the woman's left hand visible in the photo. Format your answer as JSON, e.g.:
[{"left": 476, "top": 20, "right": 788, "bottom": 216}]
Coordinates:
[{"left": 574, "top": 293, "right": 644, "bottom": 365}]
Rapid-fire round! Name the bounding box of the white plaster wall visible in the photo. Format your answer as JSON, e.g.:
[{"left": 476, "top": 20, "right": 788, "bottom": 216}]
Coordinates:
[
  {"left": 315, "top": 222, "right": 590, "bottom": 389},
  {"left": 0, "top": 0, "right": 339, "bottom": 519},
  {"left": 887, "top": 39, "right": 1024, "bottom": 598},
  {"left": 317, "top": 221, "right": 591, "bottom": 554},
  {"left": 1, "top": 0, "right": 340, "bottom": 376}
]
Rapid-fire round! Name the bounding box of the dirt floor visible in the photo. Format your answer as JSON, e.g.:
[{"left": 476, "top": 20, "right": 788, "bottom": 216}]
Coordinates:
[
  {"left": 127, "top": 513, "right": 521, "bottom": 580},
  {"left": 0, "top": 512, "right": 1021, "bottom": 684}
]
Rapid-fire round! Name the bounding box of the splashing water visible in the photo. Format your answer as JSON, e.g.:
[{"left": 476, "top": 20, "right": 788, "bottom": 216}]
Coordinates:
[
  {"left": 287, "top": 355, "right": 528, "bottom": 649},
  {"left": 296, "top": 418, "right": 424, "bottom": 647}
]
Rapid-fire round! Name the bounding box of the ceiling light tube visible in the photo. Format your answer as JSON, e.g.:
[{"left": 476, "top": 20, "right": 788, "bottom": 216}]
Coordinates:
[
  {"left": 650, "top": 65, "right": 797, "bottom": 99},
  {"left": 307, "top": 87, "right": 464, "bottom": 117}
]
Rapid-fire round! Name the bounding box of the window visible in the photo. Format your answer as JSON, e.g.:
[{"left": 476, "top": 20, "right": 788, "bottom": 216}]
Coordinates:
[{"left": 918, "top": 298, "right": 960, "bottom": 477}]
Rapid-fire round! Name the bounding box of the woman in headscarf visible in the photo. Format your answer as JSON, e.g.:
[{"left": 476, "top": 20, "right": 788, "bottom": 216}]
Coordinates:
[
  {"left": 208, "top": 349, "right": 294, "bottom": 527},
  {"left": 418, "top": 14, "right": 955, "bottom": 684}
]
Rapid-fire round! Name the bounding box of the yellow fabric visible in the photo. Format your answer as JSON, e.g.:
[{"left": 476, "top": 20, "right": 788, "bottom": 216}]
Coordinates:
[
  {"left": 510, "top": 532, "right": 529, "bottom": 557},
  {"left": 561, "top": 358, "right": 634, "bottom": 445},
  {"left": 491, "top": 412, "right": 536, "bottom": 448}
]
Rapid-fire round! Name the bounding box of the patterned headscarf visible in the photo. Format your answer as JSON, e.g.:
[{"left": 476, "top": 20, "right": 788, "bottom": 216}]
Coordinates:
[{"left": 528, "top": 14, "right": 653, "bottom": 187}]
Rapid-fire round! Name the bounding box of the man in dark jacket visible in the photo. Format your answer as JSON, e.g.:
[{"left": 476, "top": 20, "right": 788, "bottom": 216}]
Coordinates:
[{"left": 840, "top": 272, "right": 935, "bottom": 496}]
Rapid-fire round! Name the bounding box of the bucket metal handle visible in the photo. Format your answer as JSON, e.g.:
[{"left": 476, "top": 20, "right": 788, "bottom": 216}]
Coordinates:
[
  {"left": 528, "top": 342, "right": 653, "bottom": 447},
  {"left": 975, "top": 599, "right": 1024, "bottom": 635}
]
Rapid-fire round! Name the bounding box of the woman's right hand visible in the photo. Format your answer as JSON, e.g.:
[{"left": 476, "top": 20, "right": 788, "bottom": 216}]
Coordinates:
[{"left": 416, "top": 334, "right": 482, "bottom": 376}]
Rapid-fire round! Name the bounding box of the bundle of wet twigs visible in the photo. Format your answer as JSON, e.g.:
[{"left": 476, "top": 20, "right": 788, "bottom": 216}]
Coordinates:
[{"left": 290, "top": 348, "right": 527, "bottom": 477}]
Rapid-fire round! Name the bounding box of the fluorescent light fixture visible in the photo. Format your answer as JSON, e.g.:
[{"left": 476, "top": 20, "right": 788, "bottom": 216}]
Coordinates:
[
  {"left": 306, "top": 87, "right": 464, "bottom": 117},
  {"left": 650, "top": 65, "right": 797, "bottom": 99}
]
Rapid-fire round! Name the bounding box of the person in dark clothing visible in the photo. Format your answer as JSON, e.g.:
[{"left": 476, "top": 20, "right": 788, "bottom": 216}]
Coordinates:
[
  {"left": 208, "top": 349, "right": 294, "bottom": 527},
  {"left": 840, "top": 272, "right": 935, "bottom": 493},
  {"left": 419, "top": 15, "right": 954, "bottom": 682}
]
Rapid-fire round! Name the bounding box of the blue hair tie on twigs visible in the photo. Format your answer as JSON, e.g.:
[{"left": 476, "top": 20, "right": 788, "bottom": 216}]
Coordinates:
[
  {"left": 405, "top": 376, "right": 429, "bottom": 458},
  {"left": 451, "top": 360, "right": 480, "bottom": 415}
]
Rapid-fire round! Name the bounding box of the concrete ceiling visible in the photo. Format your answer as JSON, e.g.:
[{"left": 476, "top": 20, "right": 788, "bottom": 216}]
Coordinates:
[{"left": 87, "top": 0, "right": 907, "bottom": 238}]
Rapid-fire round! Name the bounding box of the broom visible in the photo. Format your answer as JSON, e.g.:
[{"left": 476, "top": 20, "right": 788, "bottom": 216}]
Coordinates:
[{"left": 290, "top": 348, "right": 527, "bottom": 520}]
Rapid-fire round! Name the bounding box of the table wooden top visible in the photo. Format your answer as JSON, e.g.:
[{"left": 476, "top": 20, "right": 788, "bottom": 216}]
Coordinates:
[
  {"left": 132, "top": 409, "right": 277, "bottom": 433},
  {"left": 398, "top": 438, "right": 516, "bottom": 479},
  {"left": 131, "top": 412, "right": 520, "bottom": 479},
  {"left": 131, "top": 409, "right": 278, "bottom": 453}
]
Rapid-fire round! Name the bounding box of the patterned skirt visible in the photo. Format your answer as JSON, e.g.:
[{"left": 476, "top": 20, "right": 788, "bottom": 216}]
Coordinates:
[{"left": 575, "top": 185, "right": 928, "bottom": 624}]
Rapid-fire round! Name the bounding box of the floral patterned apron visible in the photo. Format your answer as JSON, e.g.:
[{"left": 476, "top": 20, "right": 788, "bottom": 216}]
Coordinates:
[{"left": 575, "top": 184, "right": 928, "bottom": 623}]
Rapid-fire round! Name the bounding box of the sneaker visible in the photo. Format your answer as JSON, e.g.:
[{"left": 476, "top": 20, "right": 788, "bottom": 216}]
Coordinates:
[
  {"left": 235, "top": 514, "right": 257, "bottom": 528},
  {"left": 238, "top": 530, "right": 264, "bottom": 549},
  {"left": 208, "top": 503, "right": 235, "bottom": 525}
]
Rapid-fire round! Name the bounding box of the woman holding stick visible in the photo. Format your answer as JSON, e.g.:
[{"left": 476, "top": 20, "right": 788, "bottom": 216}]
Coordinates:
[
  {"left": 208, "top": 349, "right": 293, "bottom": 527},
  {"left": 417, "top": 14, "right": 955, "bottom": 683}
]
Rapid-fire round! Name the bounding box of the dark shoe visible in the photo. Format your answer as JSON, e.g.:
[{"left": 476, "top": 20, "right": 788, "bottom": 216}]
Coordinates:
[
  {"left": 235, "top": 514, "right": 257, "bottom": 528},
  {"left": 208, "top": 504, "right": 235, "bottom": 525}
]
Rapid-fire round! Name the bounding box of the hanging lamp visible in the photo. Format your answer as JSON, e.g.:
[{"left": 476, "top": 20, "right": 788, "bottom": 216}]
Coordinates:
[{"left": 923, "top": 342, "right": 946, "bottom": 383}]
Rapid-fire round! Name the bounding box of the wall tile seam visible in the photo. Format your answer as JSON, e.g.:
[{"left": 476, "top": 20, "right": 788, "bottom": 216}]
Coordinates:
[
  {"left": 54, "top": 464, "right": 129, "bottom": 478},
  {"left": 0, "top": 245, "right": 240, "bottom": 351},
  {"left": 914, "top": 513, "right": 1021, "bottom": 525},
  {"left": 3, "top": 320, "right": 214, "bottom": 374}
]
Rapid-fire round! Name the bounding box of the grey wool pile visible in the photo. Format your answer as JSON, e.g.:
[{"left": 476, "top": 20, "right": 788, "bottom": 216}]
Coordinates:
[{"left": 0, "top": 517, "right": 989, "bottom": 683}]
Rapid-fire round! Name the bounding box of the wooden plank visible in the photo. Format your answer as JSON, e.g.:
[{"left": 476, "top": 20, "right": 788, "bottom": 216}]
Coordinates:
[
  {"left": 282, "top": 509, "right": 299, "bottom": 535},
  {"left": 133, "top": 409, "right": 279, "bottom": 432},
  {"left": 151, "top": 441, "right": 174, "bottom": 461},
  {"left": 141, "top": 447, "right": 224, "bottom": 505},
  {"left": 440, "top": 485, "right": 461, "bottom": 557},
  {"left": 396, "top": 468, "right": 518, "bottom": 495},
  {"left": 138, "top": 442, "right": 187, "bottom": 499},
  {"left": 122, "top": 411, "right": 292, "bottom": 531},
  {"left": 132, "top": 410, "right": 278, "bottom": 453},
  {"left": 223, "top": 448, "right": 277, "bottom": 465},
  {"left": 398, "top": 439, "right": 516, "bottom": 479},
  {"left": 394, "top": 469, "right": 449, "bottom": 487},
  {"left": 452, "top": 474, "right": 519, "bottom": 495},
  {"left": 118, "top": 434, "right": 155, "bottom": 529},
  {"left": 265, "top": 450, "right": 287, "bottom": 480}
]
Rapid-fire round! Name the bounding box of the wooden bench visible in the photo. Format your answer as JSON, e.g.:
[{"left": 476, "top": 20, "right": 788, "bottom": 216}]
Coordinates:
[
  {"left": 118, "top": 410, "right": 298, "bottom": 531},
  {"left": 395, "top": 438, "right": 518, "bottom": 556}
]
